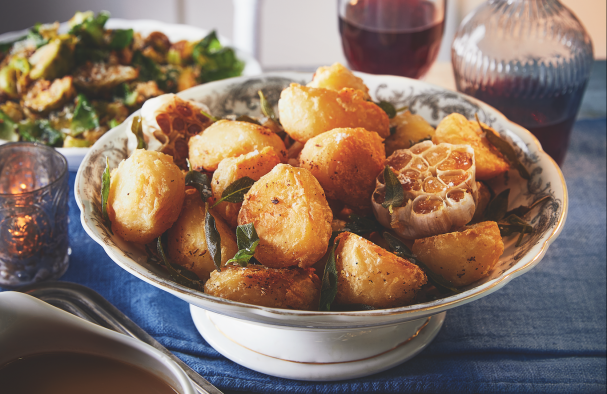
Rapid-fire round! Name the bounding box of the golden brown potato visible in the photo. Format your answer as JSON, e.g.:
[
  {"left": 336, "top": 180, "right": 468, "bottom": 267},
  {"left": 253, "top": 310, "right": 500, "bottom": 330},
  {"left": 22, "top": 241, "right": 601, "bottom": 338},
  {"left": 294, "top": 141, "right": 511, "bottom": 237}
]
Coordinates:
[
  {"left": 238, "top": 164, "right": 333, "bottom": 269},
  {"left": 212, "top": 147, "right": 281, "bottom": 228},
  {"left": 278, "top": 83, "right": 390, "bottom": 143},
  {"left": 299, "top": 127, "right": 385, "bottom": 213},
  {"left": 204, "top": 265, "right": 321, "bottom": 310},
  {"left": 412, "top": 221, "right": 504, "bottom": 287},
  {"left": 385, "top": 110, "right": 435, "bottom": 156},
  {"left": 433, "top": 113, "right": 509, "bottom": 180},
  {"left": 307, "top": 63, "right": 370, "bottom": 100},
  {"left": 333, "top": 232, "right": 427, "bottom": 309},
  {"left": 188, "top": 120, "right": 287, "bottom": 171},
  {"left": 107, "top": 149, "right": 185, "bottom": 244},
  {"left": 471, "top": 181, "right": 491, "bottom": 223},
  {"left": 166, "top": 191, "right": 238, "bottom": 281}
]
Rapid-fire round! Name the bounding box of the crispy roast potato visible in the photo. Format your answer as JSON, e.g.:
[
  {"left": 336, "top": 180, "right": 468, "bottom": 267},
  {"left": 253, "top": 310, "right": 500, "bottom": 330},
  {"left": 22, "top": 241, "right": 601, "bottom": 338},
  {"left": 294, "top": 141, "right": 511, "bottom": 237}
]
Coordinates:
[
  {"left": 166, "top": 191, "right": 238, "bottom": 281},
  {"left": 385, "top": 110, "right": 435, "bottom": 156},
  {"left": 188, "top": 120, "right": 287, "bottom": 171},
  {"left": 238, "top": 164, "right": 333, "bottom": 268},
  {"left": 433, "top": 113, "right": 509, "bottom": 180},
  {"left": 299, "top": 127, "right": 385, "bottom": 213},
  {"left": 412, "top": 221, "right": 504, "bottom": 287},
  {"left": 204, "top": 265, "right": 321, "bottom": 310},
  {"left": 107, "top": 149, "right": 184, "bottom": 244},
  {"left": 278, "top": 83, "right": 390, "bottom": 143},
  {"left": 307, "top": 62, "right": 370, "bottom": 99},
  {"left": 334, "top": 232, "right": 427, "bottom": 309},
  {"left": 212, "top": 146, "right": 281, "bottom": 228}
]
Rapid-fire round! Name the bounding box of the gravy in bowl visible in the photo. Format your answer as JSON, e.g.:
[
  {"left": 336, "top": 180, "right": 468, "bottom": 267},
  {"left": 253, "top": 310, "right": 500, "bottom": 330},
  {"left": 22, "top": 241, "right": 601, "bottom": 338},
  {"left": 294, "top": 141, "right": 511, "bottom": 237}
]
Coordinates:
[{"left": 0, "top": 352, "right": 179, "bottom": 394}]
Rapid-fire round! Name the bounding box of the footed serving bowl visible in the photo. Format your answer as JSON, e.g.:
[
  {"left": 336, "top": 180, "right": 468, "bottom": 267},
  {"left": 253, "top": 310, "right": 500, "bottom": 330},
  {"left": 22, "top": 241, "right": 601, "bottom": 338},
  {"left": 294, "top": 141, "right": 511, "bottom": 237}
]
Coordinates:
[{"left": 75, "top": 72, "right": 567, "bottom": 381}]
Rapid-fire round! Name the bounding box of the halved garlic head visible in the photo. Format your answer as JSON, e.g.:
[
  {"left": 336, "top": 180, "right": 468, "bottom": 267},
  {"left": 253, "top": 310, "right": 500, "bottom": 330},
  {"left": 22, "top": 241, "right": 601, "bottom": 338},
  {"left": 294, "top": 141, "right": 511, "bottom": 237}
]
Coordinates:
[
  {"left": 127, "top": 93, "right": 213, "bottom": 169},
  {"left": 372, "top": 141, "right": 478, "bottom": 239}
]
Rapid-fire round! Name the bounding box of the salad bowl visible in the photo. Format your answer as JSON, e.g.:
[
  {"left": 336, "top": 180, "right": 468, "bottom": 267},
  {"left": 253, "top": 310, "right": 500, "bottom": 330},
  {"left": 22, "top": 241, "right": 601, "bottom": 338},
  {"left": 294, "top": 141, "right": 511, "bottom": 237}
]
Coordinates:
[{"left": 75, "top": 72, "right": 567, "bottom": 380}]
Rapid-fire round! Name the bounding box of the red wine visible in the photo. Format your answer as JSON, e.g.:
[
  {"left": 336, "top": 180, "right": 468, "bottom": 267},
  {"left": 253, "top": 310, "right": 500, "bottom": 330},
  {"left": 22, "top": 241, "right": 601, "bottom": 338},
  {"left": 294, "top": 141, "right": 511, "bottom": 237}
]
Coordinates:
[
  {"left": 460, "top": 81, "right": 588, "bottom": 165},
  {"left": 339, "top": 0, "right": 445, "bottom": 79}
]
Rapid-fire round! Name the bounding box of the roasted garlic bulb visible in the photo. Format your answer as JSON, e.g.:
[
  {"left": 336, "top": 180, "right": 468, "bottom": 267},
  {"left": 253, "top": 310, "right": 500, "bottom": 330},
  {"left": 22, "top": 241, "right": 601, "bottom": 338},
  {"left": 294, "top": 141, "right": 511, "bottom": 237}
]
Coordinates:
[
  {"left": 372, "top": 140, "right": 478, "bottom": 239},
  {"left": 128, "top": 93, "right": 213, "bottom": 169}
]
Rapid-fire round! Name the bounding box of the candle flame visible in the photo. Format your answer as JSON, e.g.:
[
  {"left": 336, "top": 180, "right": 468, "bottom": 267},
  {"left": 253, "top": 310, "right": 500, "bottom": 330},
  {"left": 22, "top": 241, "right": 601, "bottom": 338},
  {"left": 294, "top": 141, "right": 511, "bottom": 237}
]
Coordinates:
[{"left": 20, "top": 183, "right": 27, "bottom": 190}]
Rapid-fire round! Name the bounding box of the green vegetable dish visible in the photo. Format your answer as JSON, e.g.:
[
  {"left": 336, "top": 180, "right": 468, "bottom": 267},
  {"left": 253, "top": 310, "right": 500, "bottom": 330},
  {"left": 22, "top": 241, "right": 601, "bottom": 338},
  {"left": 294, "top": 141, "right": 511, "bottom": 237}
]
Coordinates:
[{"left": 0, "top": 11, "right": 245, "bottom": 147}]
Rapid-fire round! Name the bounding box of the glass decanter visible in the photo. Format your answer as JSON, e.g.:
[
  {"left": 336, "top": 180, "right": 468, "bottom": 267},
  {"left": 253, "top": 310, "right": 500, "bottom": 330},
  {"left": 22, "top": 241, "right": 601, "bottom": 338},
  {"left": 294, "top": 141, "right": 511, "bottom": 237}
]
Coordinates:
[{"left": 451, "top": 0, "right": 594, "bottom": 165}]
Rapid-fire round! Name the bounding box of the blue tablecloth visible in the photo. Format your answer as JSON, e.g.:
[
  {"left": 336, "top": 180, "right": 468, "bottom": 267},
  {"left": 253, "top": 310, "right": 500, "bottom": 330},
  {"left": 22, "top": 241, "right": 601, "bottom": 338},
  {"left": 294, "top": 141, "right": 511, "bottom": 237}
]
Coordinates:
[{"left": 3, "top": 63, "right": 606, "bottom": 393}]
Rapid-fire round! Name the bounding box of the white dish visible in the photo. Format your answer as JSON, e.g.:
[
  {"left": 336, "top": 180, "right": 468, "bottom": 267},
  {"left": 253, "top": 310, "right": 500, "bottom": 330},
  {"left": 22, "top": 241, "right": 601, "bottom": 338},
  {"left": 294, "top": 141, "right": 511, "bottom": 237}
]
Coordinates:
[
  {"left": 0, "top": 291, "right": 197, "bottom": 394},
  {"left": 0, "top": 19, "right": 262, "bottom": 172},
  {"left": 75, "top": 72, "right": 568, "bottom": 379}
]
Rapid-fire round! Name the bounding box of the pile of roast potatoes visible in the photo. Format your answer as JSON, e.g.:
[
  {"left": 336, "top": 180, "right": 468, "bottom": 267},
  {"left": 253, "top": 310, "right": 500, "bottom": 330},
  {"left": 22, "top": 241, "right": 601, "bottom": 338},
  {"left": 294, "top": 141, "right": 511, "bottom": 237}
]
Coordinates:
[{"left": 106, "top": 63, "right": 510, "bottom": 311}]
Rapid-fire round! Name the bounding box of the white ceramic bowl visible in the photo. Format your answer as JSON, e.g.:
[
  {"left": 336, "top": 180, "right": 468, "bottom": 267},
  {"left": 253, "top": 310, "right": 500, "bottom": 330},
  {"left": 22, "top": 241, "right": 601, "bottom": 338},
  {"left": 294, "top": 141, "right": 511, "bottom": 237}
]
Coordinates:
[
  {"left": 0, "top": 291, "right": 197, "bottom": 393},
  {"left": 0, "top": 19, "right": 262, "bottom": 172},
  {"left": 75, "top": 72, "right": 568, "bottom": 380}
]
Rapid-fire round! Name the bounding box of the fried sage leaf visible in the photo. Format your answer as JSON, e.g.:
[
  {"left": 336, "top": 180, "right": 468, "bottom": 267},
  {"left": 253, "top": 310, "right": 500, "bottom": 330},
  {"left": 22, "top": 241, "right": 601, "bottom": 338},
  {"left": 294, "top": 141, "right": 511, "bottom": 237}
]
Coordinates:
[
  {"left": 157, "top": 236, "right": 203, "bottom": 291},
  {"left": 130, "top": 115, "right": 147, "bottom": 150},
  {"left": 506, "top": 195, "right": 552, "bottom": 218},
  {"left": 330, "top": 214, "right": 383, "bottom": 243},
  {"left": 185, "top": 159, "right": 213, "bottom": 202},
  {"left": 382, "top": 232, "right": 458, "bottom": 293},
  {"left": 235, "top": 114, "right": 261, "bottom": 125},
  {"left": 211, "top": 176, "right": 255, "bottom": 208},
  {"left": 258, "top": 90, "right": 278, "bottom": 124},
  {"left": 376, "top": 101, "right": 397, "bottom": 118},
  {"left": 227, "top": 223, "right": 260, "bottom": 267},
  {"left": 319, "top": 240, "right": 340, "bottom": 311},
  {"left": 381, "top": 165, "right": 404, "bottom": 214},
  {"left": 100, "top": 157, "right": 112, "bottom": 234},
  {"left": 484, "top": 188, "right": 510, "bottom": 222},
  {"left": 475, "top": 114, "right": 530, "bottom": 180},
  {"left": 205, "top": 207, "right": 222, "bottom": 271},
  {"left": 199, "top": 109, "right": 219, "bottom": 123},
  {"left": 498, "top": 214, "right": 533, "bottom": 246}
]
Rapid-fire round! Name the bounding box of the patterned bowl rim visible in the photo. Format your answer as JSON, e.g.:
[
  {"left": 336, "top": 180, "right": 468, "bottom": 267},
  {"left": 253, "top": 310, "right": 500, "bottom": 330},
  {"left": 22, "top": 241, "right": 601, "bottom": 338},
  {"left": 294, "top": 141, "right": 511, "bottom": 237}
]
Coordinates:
[{"left": 75, "top": 71, "right": 568, "bottom": 327}]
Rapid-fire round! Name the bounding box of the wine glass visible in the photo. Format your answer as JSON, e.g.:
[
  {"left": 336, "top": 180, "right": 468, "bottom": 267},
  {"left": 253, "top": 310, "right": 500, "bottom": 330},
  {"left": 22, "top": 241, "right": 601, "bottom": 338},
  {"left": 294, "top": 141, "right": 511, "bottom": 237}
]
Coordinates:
[{"left": 338, "top": 0, "right": 446, "bottom": 79}]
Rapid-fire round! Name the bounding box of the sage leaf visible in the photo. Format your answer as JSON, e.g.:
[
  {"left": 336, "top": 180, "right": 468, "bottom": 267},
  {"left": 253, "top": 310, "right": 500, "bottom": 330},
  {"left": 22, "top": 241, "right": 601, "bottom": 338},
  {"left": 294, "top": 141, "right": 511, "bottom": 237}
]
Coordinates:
[
  {"left": 157, "top": 236, "right": 203, "bottom": 291},
  {"left": 376, "top": 101, "right": 396, "bottom": 118},
  {"left": 498, "top": 214, "right": 533, "bottom": 246},
  {"left": 205, "top": 207, "right": 222, "bottom": 271},
  {"left": 381, "top": 165, "right": 404, "bottom": 214},
  {"left": 71, "top": 94, "right": 99, "bottom": 135},
  {"left": 211, "top": 176, "right": 255, "bottom": 208},
  {"left": 476, "top": 114, "right": 530, "bottom": 180},
  {"left": 382, "top": 232, "right": 459, "bottom": 293},
  {"left": 130, "top": 115, "right": 147, "bottom": 150},
  {"left": 200, "top": 109, "right": 219, "bottom": 123},
  {"left": 319, "top": 240, "right": 340, "bottom": 311},
  {"left": 258, "top": 90, "right": 278, "bottom": 124},
  {"left": 185, "top": 160, "right": 213, "bottom": 202},
  {"left": 235, "top": 115, "right": 261, "bottom": 125},
  {"left": 0, "top": 110, "right": 19, "bottom": 142},
  {"left": 227, "top": 223, "right": 260, "bottom": 267},
  {"left": 506, "top": 195, "right": 551, "bottom": 218},
  {"left": 100, "top": 157, "right": 112, "bottom": 234},
  {"left": 484, "top": 189, "right": 510, "bottom": 222}
]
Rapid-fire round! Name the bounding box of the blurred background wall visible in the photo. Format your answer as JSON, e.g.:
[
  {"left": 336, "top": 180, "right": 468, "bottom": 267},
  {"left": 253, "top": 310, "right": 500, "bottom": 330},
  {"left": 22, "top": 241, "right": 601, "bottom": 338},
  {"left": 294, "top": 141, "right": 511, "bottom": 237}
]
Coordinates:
[{"left": 1, "top": 0, "right": 604, "bottom": 70}]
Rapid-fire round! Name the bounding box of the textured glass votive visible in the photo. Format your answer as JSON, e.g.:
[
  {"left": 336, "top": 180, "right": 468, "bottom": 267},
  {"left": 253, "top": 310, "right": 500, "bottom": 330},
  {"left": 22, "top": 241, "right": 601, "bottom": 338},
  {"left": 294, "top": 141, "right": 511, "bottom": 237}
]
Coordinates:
[{"left": 0, "top": 143, "right": 69, "bottom": 288}]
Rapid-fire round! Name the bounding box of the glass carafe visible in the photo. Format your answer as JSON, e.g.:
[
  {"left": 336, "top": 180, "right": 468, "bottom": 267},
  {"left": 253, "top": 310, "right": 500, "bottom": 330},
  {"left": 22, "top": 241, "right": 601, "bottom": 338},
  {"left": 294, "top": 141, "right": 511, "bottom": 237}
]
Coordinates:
[{"left": 451, "top": 0, "right": 593, "bottom": 165}]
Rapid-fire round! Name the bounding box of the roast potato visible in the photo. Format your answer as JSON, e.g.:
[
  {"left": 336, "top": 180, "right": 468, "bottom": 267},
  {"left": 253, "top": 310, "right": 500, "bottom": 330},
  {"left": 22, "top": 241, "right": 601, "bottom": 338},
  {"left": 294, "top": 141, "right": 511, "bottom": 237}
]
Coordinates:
[
  {"left": 334, "top": 232, "right": 427, "bottom": 309},
  {"left": 412, "top": 221, "right": 504, "bottom": 287},
  {"left": 278, "top": 83, "right": 390, "bottom": 143},
  {"left": 307, "top": 62, "right": 370, "bottom": 99},
  {"left": 433, "top": 113, "right": 509, "bottom": 180},
  {"left": 212, "top": 146, "right": 281, "bottom": 228},
  {"left": 204, "top": 265, "right": 321, "bottom": 310},
  {"left": 188, "top": 120, "right": 287, "bottom": 171},
  {"left": 299, "top": 127, "right": 385, "bottom": 213},
  {"left": 238, "top": 164, "right": 333, "bottom": 269},
  {"left": 107, "top": 149, "right": 185, "bottom": 244},
  {"left": 166, "top": 191, "right": 238, "bottom": 281},
  {"left": 385, "top": 110, "right": 435, "bottom": 156}
]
